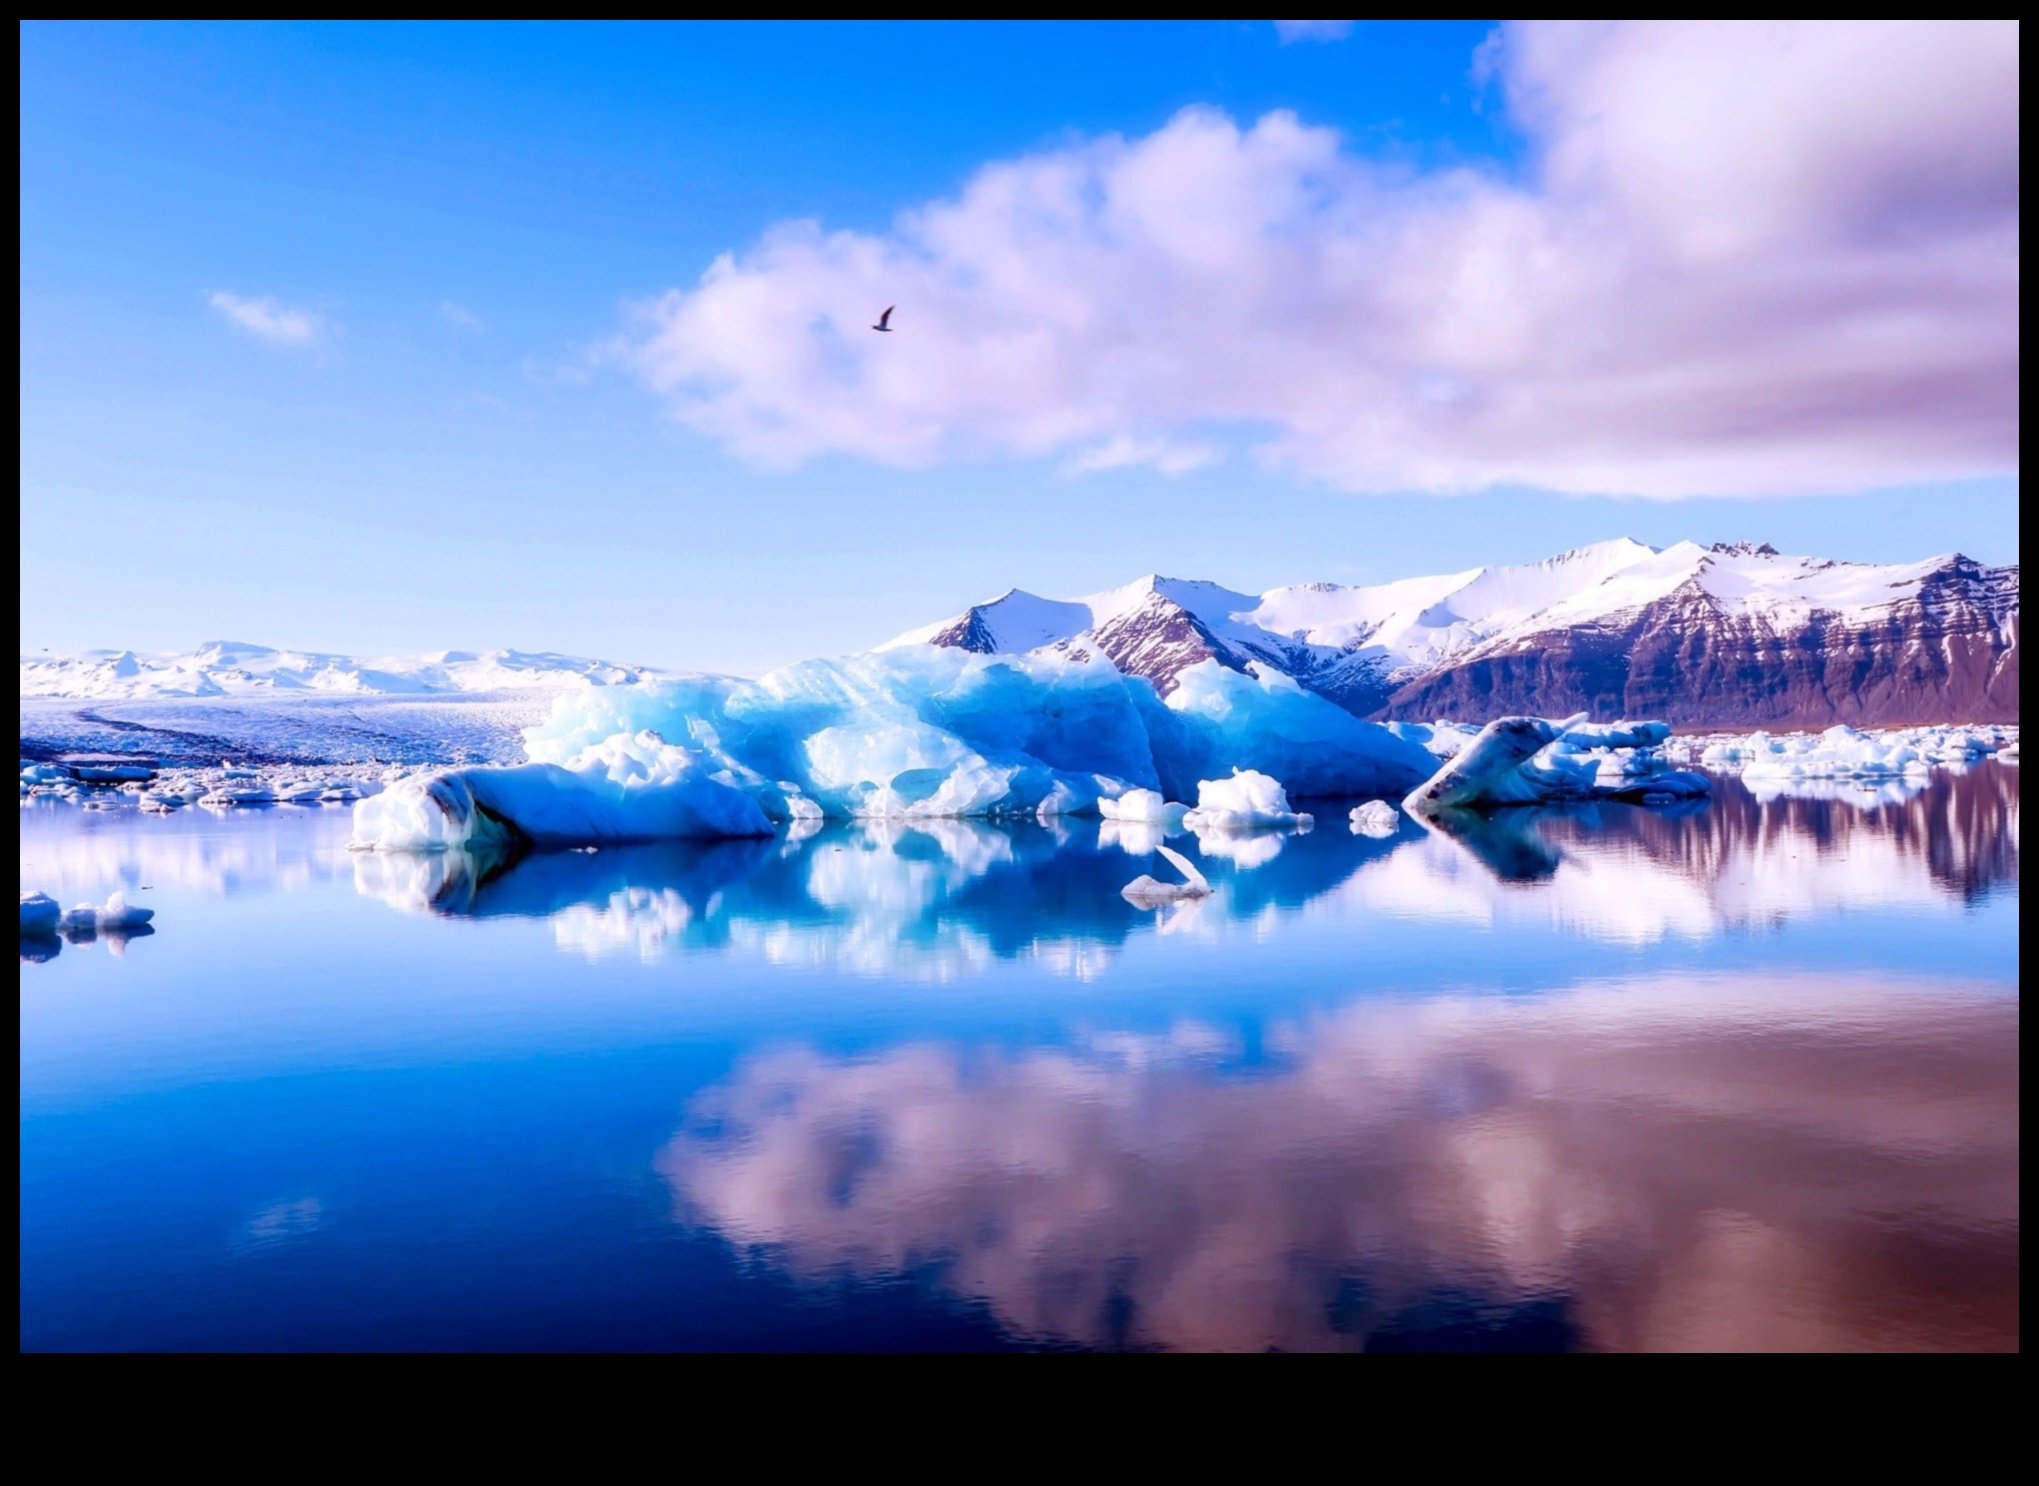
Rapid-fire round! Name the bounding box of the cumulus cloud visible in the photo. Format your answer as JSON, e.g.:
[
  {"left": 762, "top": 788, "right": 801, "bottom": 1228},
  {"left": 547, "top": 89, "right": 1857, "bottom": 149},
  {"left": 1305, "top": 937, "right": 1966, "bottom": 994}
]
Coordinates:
[
  {"left": 625, "top": 20, "right": 2018, "bottom": 497},
  {"left": 1061, "top": 435, "right": 1220, "bottom": 477},
  {"left": 207, "top": 290, "right": 328, "bottom": 347},
  {"left": 1274, "top": 20, "right": 1354, "bottom": 45}
]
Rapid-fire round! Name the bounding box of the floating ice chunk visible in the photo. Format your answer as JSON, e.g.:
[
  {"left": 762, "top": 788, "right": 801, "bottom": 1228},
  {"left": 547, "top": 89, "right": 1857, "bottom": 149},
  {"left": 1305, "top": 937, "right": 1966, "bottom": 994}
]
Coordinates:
[
  {"left": 1098, "top": 788, "right": 1189, "bottom": 828},
  {"left": 56, "top": 894, "right": 148, "bottom": 932},
  {"left": 72, "top": 763, "right": 154, "bottom": 783},
  {"left": 1181, "top": 769, "right": 1312, "bottom": 831},
  {"left": 1404, "top": 716, "right": 1704, "bottom": 812},
  {"left": 200, "top": 786, "right": 277, "bottom": 807},
  {"left": 351, "top": 728, "right": 774, "bottom": 851},
  {"left": 1542, "top": 720, "right": 1672, "bottom": 754},
  {"left": 1691, "top": 724, "right": 2013, "bottom": 787},
  {"left": 1349, "top": 799, "right": 1402, "bottom": 837},
  {"left": 95, "top": 891, "right": 154, "bottom": 929},
  {"left": 1739, "top": 725, "right": 1935, "bottom": 782},
  {"left": 21, "top": 891, "right": 61, "bottom": 933},
  {"left": 21, "top": 763, "right": 70, "bottom": 784},
  {"left": 1121, "top": 843, "right": 1211, "bottom": 905},
  {"left": 1406, "top": 718, "right": 1565, "bottom": 811}
]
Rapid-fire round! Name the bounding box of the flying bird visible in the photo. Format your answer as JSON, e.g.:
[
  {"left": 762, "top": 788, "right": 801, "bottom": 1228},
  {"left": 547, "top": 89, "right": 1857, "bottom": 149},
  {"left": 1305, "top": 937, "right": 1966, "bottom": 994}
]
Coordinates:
[{"left": 871, "top": 305, "right": 895, "bottom": 332}]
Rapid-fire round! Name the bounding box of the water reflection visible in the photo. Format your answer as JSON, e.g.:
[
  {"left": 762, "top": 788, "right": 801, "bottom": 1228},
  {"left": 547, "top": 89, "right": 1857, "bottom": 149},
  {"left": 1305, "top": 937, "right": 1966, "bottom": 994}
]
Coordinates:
[
  {"left": 657, "top": 973, "right": 2018, "bottom": 1351},
  {"left": 346, "top": 766, "right": 2020, "bottom": 965}
]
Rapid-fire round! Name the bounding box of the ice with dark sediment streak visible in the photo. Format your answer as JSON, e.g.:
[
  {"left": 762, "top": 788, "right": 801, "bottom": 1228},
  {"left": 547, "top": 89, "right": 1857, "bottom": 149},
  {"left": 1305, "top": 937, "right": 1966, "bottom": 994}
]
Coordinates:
[{"left": 1403, "top": 714, "right": 1709, "bottom": 813}]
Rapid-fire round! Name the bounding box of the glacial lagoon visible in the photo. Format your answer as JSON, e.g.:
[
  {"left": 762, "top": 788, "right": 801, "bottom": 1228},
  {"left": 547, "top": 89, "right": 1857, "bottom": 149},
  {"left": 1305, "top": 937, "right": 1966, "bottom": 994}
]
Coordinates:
[{"left": 19, "top": 767, "right": 2019, "bottom": 1351}]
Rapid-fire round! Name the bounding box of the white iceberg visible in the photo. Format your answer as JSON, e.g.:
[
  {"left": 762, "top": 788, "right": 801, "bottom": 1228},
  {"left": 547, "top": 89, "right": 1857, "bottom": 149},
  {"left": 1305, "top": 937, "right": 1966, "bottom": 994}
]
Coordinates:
[
  {"left": 1349, "top": 800, "right": 1403, "bottom": 837},
  {"left": 1121, "top": 844, "right": 1212, "bottom": 906},
  {"left": 1181, "top": 769, "right": 1313, "bottom": 832},
  {"left": 1097, "top": 788, "right": 1188, "bottom": 828}
]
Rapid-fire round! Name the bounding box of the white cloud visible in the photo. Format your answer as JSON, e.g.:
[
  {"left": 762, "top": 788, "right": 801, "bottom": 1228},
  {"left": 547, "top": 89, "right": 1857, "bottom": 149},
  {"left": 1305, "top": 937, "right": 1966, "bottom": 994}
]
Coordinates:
[
  {"left": 439, "top": 301, "right": 484, "bottom": 332},
  {"left": 208, "top": 291, "right": 327, "bottom": 347},
  {"left": 1274, "top": 20, "right": 1354, "bottom": 45},
  {"left": 626, "top": 21, "right": 2019, "bottom": 498},
  {"left": 1061, "top": 435, "right": 1219, "bottom": 477}
]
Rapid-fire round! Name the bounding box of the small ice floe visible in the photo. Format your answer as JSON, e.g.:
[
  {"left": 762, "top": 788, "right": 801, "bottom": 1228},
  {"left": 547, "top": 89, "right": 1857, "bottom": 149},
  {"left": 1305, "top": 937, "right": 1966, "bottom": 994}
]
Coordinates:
[
  {"left": 21, "top": 891, "right": 61, "bottom": 934},
  {"left": 1349, "top": 799, "right": 1402, "bottom": 837},
  {"left": 1181, "top": 770, "right": 1313, "bottom": 832},
  {"left": 1098, "top": 788, "right": 1189, "bottom": 830},
  {"left": 200, "top": 786, "right": 278, "bottom": 807},
  {"left": 21, "top": 763, "right": 71, "bottom": 785},
  {"left": 57, "top": 891, "right": 155, "bottom": 933},
  {"left": 1121, "top": 844, "right": 1212, "bottom": 906}
]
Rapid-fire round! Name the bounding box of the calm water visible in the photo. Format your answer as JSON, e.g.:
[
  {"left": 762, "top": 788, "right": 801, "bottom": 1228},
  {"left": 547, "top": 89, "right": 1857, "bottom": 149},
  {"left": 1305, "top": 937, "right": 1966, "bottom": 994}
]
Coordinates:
[{"left": 20, "top": 769, "right": 2020, "bottom": 1351}]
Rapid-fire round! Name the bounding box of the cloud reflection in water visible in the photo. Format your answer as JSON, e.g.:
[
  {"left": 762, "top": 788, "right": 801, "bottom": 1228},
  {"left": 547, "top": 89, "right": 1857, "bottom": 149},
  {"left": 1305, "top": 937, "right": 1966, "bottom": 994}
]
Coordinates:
[{"left": 657, "top": 974, "right": 2018, "bottom": 1352}]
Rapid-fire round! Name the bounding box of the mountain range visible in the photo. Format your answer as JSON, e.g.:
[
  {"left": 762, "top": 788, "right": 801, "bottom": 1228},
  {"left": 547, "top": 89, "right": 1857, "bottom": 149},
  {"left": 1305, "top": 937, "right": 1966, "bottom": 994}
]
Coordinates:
[
  {"left": 885, "top": 539, "right": 2018, "bottom": 727},
  {"left": 21, "top": 541, "right": 2019, "bottom": 726},
  {"left": 18, "top": 641, "right": 663, "bottom": 701}
]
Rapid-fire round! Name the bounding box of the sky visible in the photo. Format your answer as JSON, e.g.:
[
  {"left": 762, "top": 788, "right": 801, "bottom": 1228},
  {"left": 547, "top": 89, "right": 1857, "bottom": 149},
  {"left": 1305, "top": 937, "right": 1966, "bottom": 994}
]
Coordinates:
[{"left": 19, "top": 21, "right": 2021, "bottom": 673}]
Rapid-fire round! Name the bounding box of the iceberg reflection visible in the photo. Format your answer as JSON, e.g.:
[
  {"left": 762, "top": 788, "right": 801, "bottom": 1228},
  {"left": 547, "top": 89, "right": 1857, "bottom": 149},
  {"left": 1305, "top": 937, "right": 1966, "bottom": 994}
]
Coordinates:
[
  {"left": 346, "top": 765, "right": 2019, "bottom": 966},
  {"left": 657, "top": 973, "right": 2020, "bottom": 1352}
]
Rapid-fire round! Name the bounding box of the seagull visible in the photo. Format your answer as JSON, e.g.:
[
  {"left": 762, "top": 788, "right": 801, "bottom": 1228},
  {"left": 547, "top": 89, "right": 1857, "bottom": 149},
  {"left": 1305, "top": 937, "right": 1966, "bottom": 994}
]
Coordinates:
[{"left": 871, "top": 305, "right": 895, "bottom": 333}]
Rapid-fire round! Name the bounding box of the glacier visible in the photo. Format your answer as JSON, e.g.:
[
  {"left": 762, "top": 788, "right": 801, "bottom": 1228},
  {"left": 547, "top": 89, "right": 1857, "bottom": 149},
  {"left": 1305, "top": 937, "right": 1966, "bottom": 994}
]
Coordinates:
[{"left": 351, "top": 647, "right": 1439, "bottom": 852}]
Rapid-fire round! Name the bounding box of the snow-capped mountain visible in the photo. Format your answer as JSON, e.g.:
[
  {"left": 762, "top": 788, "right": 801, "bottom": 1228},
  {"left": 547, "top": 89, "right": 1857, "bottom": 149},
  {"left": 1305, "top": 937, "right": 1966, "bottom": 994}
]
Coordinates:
[
  {"left": 886, "top": 540, "right": 2020, "bottom": 727},
  {"left": 19, "top": 641, "right": 665, "bottom": 701}
]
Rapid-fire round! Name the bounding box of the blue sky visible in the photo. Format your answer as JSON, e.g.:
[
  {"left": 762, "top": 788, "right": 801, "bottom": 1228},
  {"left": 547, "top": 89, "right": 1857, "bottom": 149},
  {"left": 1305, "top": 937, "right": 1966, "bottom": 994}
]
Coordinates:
[{"left": 20, "top": 21, "right": 2019, "bottom": 672}]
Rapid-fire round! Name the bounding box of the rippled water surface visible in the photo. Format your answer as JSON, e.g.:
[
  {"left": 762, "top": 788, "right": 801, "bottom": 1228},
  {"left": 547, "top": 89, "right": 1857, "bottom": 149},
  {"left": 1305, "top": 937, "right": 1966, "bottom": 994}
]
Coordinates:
[{"left": 20, "top": 768, "right": 2019, "bottom": 1351}]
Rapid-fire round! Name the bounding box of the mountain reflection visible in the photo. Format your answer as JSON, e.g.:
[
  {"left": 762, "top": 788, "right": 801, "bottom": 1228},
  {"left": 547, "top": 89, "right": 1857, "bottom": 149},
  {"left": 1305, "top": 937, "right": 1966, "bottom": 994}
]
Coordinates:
[
  {"left": 350, "top": 764, "right": 2020, "bottom": 965},
  {"left": 657, "top": 973, "right": 2019, "bottom": 1352}
]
